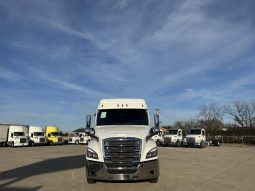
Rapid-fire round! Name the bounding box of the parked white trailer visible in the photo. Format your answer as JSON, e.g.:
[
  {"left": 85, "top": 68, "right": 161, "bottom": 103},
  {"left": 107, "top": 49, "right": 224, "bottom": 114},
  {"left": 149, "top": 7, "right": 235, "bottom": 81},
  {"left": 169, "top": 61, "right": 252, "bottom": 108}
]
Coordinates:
[
  {"left": 68, "top": 132, "right": 91, "bottom": 144},
  {"left": 0, "top": 124, "right": 9, "bottom": 147},
  {"left": 26, "top": 126, "right": 47, "bottom": 146}
]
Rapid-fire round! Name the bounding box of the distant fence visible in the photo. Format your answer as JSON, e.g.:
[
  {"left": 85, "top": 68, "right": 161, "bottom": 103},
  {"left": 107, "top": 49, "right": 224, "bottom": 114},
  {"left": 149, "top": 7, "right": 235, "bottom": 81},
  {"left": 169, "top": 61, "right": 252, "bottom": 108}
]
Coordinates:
[{"left": 208, "top": 136, "right": 255, "bottom": 144}]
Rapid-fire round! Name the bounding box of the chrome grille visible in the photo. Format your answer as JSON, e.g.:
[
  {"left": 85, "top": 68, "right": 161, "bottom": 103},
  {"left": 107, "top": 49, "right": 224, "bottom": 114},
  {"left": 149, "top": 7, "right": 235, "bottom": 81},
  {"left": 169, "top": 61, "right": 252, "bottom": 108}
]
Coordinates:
[
  {"left": 103, "top": 137, "right": 141, "bottom": 174},
  {"left": 40, "top": 138, "right": 46, "bottom": 143},
  {"left": 187, "top": 137, "right": 195, "bottom": 143},
  {"left": 164, "top": 137, "right": 172, "bottom": 144},
  {"left": 20, "top": 138, "right": 26, "bottom": 143}
]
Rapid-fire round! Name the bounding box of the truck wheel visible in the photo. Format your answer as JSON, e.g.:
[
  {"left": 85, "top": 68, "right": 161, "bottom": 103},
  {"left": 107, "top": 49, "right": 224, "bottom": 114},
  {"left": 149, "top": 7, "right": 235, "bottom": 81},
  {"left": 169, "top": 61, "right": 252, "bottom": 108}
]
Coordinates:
[
  {"left": 87, "top": 178, "right": 96, "bottom": 184},
  {"left": 200, "top": 141, "right": 205, "bottom": 148},
  {"left": 75, "top": 140, "right": 79, "bottom": 145},
  {"left": 176, "top": 141, "right": 181, "bottom": 147},
  {"left": 2, "top": 142, "right": 6, "bottom": 147},
  {"left": 31, "top": 142, "right": 35, "bottom": 147},
  {"left": 11, "top": 142, "right": 14, "bottom": 148},
  {"left": 214, "top": 141, "right": 220, "bottom": 146},
  {"left": 149, "top": 178, "right": 158, "bottom": 183},
  {"left": 156, "top": 140, "right": 160, "bottom": 146}
]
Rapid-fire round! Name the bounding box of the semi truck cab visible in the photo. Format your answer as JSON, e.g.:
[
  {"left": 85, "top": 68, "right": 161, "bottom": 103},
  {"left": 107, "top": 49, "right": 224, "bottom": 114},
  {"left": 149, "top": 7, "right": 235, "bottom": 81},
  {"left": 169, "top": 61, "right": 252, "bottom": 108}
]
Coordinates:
[
  {"left": 183, "top": 128, "right": 206, "bottom": 148},
  {"left": 68, "top": 132, "right": 91, "bottom": 144},
  {"left": 85, "top": 99, "right": 160, "bottom": 184},
  {"left": 8, "top": 125, "right": 29, "bottom": 147},
  {"left": 45, "top": 126, "right": 63, "bottom": 145},
  {"left": 161, "top": 129, "right": 183, "bottom": 147},
  {"left": 27, "top": 126, "right": 47, "bottom": 146}
]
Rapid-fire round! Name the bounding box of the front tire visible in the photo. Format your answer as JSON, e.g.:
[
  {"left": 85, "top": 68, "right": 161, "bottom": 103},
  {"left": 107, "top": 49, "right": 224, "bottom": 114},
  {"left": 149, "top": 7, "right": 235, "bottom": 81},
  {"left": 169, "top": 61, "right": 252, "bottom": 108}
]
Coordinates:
[
  {"left": 11, "top": 142, "right": 14, "bottom": 148},
  {"left": 176, "top": 140, "right": 181, "bottom": 147},
  {"left": 156, "top": 140, "right": 160, "bottom": 146},
  {"left": 87, "top": 178, "right": 96, "bottom": 184},
  {"left": 149, "top": 178, "right": 158, "bottom": 183},
  {"left": 200, "top": 141, "right": 205, "bottom": 148},
  {"left": 75, "top": 140, "right": 79, "bottom": 145}
]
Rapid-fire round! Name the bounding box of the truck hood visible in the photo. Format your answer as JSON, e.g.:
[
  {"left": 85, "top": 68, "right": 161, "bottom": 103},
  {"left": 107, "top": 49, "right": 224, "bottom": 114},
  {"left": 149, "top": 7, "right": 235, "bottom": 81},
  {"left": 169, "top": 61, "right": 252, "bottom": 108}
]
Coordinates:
[{"left": 94, "top": 125, "right": 150, "bottom": 140}]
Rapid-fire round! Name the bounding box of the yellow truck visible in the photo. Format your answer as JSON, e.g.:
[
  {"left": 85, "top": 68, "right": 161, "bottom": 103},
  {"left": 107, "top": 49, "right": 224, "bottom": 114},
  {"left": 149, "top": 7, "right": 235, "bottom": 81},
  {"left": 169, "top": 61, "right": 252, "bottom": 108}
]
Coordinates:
[{"left": 45, "top": 126, "right": 63, "bottom": 145}]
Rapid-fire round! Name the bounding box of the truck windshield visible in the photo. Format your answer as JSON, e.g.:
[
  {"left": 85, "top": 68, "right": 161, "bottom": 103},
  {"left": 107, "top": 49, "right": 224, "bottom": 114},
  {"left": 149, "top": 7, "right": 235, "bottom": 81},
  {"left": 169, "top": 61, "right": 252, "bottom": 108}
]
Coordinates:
[
  {"left": 97, "top": 109, "right": 149, "bottom": 126},
  {"left": 168, "top": 130, "right": 178, "bottom": 135},
  {"left": 188, "top": 129, "right": 201, "bottom": 135},
  {"left": 34, "top": 132, "right": 44, "bottom": 136},
  {"left": 14, "top": 132, "right": 24, "bottom": 136},
  {"left": 51, "top": 132, "right": 59, "bottom": 136}
]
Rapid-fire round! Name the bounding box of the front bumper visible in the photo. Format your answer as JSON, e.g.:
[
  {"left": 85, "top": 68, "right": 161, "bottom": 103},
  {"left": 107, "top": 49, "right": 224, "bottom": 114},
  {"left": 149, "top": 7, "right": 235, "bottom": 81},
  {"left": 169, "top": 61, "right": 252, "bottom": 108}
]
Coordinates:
[
  {"left": 183, "top": 141, "right": 200, "bottom": 146},
  {"left": 86, "top": 159, "right": 159, "bottom": 181}
]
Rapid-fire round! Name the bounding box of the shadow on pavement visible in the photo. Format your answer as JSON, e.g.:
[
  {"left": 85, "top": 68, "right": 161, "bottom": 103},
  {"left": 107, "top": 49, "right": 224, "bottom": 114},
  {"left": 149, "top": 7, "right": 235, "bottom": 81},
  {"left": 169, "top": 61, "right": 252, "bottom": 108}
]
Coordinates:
[
  {"left": 0, "top": 186, "right": 42, "bottom": 191},
  {"left": 0, "top": 155, "right": 85, "bottom": 190}
]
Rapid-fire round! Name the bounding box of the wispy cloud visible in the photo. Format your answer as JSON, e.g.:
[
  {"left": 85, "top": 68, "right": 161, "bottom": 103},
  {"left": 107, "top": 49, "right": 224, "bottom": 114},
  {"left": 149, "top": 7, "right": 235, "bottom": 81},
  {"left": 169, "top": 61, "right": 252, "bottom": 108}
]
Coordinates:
[
  {"left": 0, "top": 66, "right": 23, "bottom": 81},
  {"left": 22, "top": 66, "right": 112, "bottom": 98},
  {"left": 0, "top": 0, "right": 255, "bottom": 129}
]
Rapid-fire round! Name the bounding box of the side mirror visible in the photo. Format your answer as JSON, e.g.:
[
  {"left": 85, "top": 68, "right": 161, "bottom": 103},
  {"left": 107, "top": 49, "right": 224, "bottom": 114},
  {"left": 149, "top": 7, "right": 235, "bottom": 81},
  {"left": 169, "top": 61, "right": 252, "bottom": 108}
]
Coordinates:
[
  {"left": 85, "top": 128, "right": 98, "bottom": 142},
  {"left": 154, "top": 114, "right": 159, "bottom": 128},
  {"left": 85, "top": 128, "right": 95, "bottom": 136},
  {"left": 146, "top": 127, "right": 160, "bottom": 141},
  {"left": 86, "top": 115, "right": 91, "bottom": 128}
]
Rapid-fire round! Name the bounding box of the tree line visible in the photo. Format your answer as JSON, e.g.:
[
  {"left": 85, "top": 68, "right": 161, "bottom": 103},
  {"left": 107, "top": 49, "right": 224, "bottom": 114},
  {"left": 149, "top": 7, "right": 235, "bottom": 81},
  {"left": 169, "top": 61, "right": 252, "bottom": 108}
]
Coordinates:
[{"left": 166, "top": 99, "right": 255, "bottom": 131}]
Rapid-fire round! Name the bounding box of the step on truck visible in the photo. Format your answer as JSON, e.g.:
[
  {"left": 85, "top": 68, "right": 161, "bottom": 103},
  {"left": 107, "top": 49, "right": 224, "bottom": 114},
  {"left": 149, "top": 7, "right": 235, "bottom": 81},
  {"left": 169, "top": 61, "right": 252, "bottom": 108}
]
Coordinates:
[
  {"left": 45, "top": 126, "right": 63, "bottom": 145},
  {"left": 160, "top": 129, "right": 183, "bottom": 147},
  {"left": 26, "top": 126, "right": 47, "bottom": 146},
  {"left": 85, "top": 99, "right": 160, "bottom": 184},
  {"left": 183, "top": 128, "right": 206, "bottom": 148},
  {"left": 68, "top": 132, "right": 91, "bottom": 144},
  {"left": 0, "top": 124, "right": 29, "bottom": 147}
]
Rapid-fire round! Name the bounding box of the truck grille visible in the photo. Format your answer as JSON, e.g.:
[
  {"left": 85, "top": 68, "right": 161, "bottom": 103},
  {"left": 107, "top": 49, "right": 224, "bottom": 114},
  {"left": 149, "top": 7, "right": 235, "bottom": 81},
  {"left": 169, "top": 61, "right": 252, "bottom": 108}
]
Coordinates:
[
  {"left": 20, "top": 138, "right": 27, "bottom": 143},
  {"left": 40, "top": 138, "right": 46, "bottom": 143},
  {"left": 103, "top": 137, "right": 141, "bottom": 174},
  {"left": 164, "top": 137, "right": 172, "bottom": 144},
  {"left": 187, "top": 137, "right": 195, "bottom": 143}
]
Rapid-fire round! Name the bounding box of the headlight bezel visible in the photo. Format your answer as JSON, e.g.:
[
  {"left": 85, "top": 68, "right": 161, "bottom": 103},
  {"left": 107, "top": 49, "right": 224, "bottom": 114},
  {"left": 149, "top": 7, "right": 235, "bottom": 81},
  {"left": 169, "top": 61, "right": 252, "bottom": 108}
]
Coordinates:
[
  {"left": 87, "top": 148, "right": 99, "bottom": 159},
  {"left": 146, "top": 147, "right": 158, "bottom": 159}
]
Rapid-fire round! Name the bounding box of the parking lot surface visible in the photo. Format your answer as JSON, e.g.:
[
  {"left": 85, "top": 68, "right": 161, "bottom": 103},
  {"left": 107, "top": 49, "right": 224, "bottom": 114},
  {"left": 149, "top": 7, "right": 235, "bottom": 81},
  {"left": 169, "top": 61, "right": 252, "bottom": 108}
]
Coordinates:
[{"left": 0, "top": 144, "right": 255, "bottom": 191}]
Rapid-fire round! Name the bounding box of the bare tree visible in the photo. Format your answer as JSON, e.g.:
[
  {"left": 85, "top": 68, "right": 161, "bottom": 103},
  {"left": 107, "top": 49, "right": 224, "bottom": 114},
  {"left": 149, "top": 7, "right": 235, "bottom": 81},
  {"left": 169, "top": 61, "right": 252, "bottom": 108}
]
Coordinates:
[
  {"left": 173, "top": 118, "right": 199, "bottom": 132},
  {"left": 224, "top": 100, "right": 255, "bottom": 128},
  {"left": 198, "top": 103, "right": 224, "bottom": 130}
]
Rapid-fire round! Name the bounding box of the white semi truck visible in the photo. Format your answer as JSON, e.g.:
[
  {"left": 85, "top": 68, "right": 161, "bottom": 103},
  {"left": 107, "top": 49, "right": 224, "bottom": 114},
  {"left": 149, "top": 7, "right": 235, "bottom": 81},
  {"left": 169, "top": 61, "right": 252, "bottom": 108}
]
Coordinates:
[
  {"left": 26, "top": 126, "right": 47, "bottom": 146},
  {"left": 85, "top": 99, "right": 160, "bottom": 184},
  {"left": 183, "top": 128, "right": 206, "bottom": 148},
  {"left": 0, "top": 124, "right": 29, "bottom": 147},
  {"left": 160, "top": 129, "right": 183, "bottom": 147},
  {"left": 68, "top": 132, "right": 91, "bottom": 144}
]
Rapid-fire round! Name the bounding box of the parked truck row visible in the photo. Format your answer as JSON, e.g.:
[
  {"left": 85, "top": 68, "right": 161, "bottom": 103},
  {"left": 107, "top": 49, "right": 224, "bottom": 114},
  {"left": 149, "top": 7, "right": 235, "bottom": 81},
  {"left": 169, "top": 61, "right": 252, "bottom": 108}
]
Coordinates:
[
  {"left": 153, "top": 128, "right": 220, "bottom": 148},
  {"left": 0, "top": 123, "right": 93, "bottom": 147},
  {"left": 0, "top": 124, "right": 65, "bottom": 147}
]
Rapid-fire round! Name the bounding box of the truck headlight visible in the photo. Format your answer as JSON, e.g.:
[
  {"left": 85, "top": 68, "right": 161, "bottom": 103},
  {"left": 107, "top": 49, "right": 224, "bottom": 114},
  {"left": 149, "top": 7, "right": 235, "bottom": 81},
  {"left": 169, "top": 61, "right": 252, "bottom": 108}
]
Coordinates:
[
  {"left": 146, "top": 147, "right": 157, "bottom": 159},
  {"left": 87, "top": 148, "right": 98, "bottom": 159}
]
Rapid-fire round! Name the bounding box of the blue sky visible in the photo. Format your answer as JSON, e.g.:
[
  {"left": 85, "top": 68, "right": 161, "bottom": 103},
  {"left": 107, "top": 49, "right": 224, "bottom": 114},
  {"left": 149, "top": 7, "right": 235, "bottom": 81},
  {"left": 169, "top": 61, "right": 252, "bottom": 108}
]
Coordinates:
[{"left": 0, "top": 0, "right": 255, "bottom": 132}]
